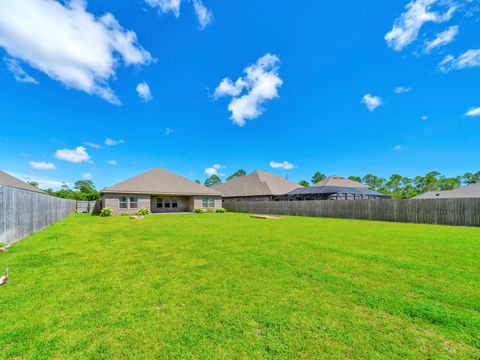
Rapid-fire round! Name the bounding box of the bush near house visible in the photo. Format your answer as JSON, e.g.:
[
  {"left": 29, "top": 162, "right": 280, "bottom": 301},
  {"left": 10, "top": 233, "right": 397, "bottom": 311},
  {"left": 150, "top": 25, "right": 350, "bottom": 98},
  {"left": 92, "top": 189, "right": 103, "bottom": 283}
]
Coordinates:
[
  {"left": 136, "top": 208, "right": 151, "bottom": 216},
  {"left": 99, "top": 207, "right": 113, "bottom": 217}
]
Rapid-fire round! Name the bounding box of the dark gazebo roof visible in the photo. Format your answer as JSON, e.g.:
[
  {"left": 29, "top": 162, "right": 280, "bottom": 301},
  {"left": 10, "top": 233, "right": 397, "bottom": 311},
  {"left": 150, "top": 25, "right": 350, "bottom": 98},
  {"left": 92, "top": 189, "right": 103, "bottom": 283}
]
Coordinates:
[{"left": 282, "top": 185, "right": 390, "bottom": 199}]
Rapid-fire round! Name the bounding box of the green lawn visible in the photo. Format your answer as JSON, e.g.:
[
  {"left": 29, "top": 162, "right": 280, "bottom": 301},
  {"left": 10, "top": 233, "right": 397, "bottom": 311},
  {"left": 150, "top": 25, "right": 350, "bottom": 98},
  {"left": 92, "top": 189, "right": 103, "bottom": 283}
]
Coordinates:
[{"left": 0, "top": 213, "right": 479, "bottom": 359}]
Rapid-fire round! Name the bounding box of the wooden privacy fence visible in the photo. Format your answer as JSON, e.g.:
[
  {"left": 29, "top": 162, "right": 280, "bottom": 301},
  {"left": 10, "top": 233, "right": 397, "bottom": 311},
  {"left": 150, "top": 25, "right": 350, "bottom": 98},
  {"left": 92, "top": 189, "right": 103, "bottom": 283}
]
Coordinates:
[
  {"left": 0, "top": 185, "right": 77, "bottom": 245},
  {"left": 224, "top": 198, "right": 480, "bottom": 227},
  {"left": 76, "top": 200, "right": 101, "bottom": 214}
]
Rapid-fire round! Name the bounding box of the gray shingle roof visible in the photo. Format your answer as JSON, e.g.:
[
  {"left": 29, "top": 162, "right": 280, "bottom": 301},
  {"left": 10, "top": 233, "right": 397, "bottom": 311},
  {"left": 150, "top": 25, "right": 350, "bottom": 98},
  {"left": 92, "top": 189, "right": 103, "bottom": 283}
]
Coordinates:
[
  {"left": 413, "top": 183, "right": 480, "bottom": 199},
  {"left": 211, "top": 170, "right": 301, "bottom": 197},
  {"left": 315, "top": 175, "right": 368, "bottom": 188},
  {"left": 0, "top": 171, "right": 47, "bottom": 194},
  {"left": 101, "top": 167, "right": 221, "bottom": 196}
]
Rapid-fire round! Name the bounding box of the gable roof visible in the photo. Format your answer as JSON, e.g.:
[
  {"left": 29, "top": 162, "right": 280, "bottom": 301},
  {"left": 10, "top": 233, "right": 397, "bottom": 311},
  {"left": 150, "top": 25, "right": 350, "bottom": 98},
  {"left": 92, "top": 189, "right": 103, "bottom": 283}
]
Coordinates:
[
  {"left": 101, "top": 167, "right": 221, "bottom": 196},
  {"left": 211, "top": 170, "right": 301, "bottom": 197},
  {"left": 0, "top": 171, "right": 47, "bottom": 194},
  {"left": 413, "top": 183, "right": 480, "bottom": 199},
  {"left": 315, "top": 175, "right": 368, "bottom": 188}
]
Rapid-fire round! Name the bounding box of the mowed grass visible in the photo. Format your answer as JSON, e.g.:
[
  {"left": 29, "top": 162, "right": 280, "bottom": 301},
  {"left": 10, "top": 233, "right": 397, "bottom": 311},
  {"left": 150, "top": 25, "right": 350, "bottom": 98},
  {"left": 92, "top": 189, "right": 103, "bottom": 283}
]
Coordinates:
[{"left": 0, "top": 214, "right": 479, "bottom": 359}]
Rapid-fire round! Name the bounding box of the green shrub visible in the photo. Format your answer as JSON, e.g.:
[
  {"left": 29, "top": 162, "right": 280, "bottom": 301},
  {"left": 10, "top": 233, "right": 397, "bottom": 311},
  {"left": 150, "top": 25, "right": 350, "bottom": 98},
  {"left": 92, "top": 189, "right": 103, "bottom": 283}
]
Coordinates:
[
  {"left": 136, "top": 208, "right": 151, "bottom": 216},
  {"left": 100, "top": 207, "right": 113, "bottom": 217},
  {"left": 206, "top": 208, "right": 215, "bottom": 213},
  {"left": 216, "top": 208, "right": 226, "bottom": 213},
  {"left": 195, "top": 208, "right": 206, "bottom": 213}
]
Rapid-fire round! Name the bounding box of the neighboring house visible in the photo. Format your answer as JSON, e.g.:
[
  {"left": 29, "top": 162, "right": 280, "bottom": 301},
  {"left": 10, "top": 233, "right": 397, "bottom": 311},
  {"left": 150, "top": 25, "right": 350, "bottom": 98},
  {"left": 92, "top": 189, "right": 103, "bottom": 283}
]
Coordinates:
[
  {"left": 413, "top": 183, "right": 480, "bottom": 199},
  {"left": 101, "top": 167, "right": 222, "bottom": 214},
  {"left": 0, "top": 170, "right": 47, "bottom": 194},
  {"left": 281, "top": 175, "right": 389, "bottom": 200},
  {"left": 314, "top": 175, "right": 369, "bottom": 188},
  {"left": 211, "top": 170, "right": 301, "bottom": 201}
]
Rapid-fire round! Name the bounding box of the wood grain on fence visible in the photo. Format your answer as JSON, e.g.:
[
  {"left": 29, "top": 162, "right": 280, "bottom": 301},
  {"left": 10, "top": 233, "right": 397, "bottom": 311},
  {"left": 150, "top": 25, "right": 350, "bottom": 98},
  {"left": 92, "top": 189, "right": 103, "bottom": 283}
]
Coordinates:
[
  {"left": 224, "top": 199, "right": 480, "bottom": 227},
  {"left": 0, "top": 185, "right": 77, "bottom": 245}
]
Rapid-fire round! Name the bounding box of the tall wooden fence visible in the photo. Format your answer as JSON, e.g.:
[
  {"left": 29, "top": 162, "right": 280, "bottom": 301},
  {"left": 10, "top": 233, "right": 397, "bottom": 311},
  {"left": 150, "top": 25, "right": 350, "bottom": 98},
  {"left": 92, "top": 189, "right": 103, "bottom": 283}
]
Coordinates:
[
  {"left": 0, "top": 185, "right": 77, "bottom": 245},
  {"left": 76, "top": 200, "right": 101, "bottom": 214},
  {"left": 224, "top": 199, "right": 480, "bottom": 227}
]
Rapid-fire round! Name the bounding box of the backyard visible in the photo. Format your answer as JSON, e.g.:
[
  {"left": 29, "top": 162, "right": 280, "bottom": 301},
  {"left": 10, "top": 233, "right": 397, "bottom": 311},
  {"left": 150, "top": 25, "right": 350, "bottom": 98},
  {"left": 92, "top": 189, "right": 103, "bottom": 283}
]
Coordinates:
[{"left": 0, "top": 213, "right": 479, "bottom": 359}]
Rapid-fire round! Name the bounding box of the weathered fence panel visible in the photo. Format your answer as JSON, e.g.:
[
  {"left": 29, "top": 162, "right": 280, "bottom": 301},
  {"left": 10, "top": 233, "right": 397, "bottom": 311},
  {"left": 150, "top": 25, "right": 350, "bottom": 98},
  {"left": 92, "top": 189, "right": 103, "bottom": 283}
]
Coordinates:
[
  {"left": 0, "top": 185, "right": 77, "bottom": 245},
  {"left": 76, "top": 200, "right": 101, "bottom": 214},
  {"left": 224, "top": 199, "right": 480, "bottom": 227}
]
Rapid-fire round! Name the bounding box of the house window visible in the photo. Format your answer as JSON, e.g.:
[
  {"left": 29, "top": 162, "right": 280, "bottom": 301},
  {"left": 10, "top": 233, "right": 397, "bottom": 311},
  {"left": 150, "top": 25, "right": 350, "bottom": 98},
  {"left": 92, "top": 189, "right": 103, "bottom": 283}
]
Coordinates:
[
  {"left": 130, "top": 197, "right": 138, "bottom": 209},
  {"left": 156, "top": 198, "right": 163, "bottom": 208},
  {"left": 164, "top": 197, "right": 171, "bottom": 208},
  {"left": 119, "top": 196, "right": 128, "bottom": 209},
  {"left": 202, "top": 197, "right": 215, "bottom": 208},
  {"left": 172, "top": 198, "right": 178, "bottom": 208}
]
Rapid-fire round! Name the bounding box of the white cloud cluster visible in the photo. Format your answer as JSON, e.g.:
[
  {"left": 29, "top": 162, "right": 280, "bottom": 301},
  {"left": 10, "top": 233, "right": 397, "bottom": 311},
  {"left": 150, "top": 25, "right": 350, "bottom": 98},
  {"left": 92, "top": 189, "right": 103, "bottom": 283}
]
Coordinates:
[
  {"left": 385, "top": 0, "right": 456, "bottom": 51},
  {"left": 9, "top": 172, "right": 69, "bottom": 189},
  {"left": 55, "top": 146, "right": 91, "bottom": 163},
  {"left": 269, "top": 161, "right": 294, "bottom": 170},
  {"left": 29, "top": 161, "right": 57, "bottom": 170},
  {"left": 193, "top": 0, "right": 213, "bottom": 30},
  {"left": 394, "top": 86, "right": 412, "bottom": 94},
  {"left": 0, "top": 0, "right": 152, "bottom": 104},
  {"left": 214, "top": 54, "right": 283, "bottom": 126},
  {"left": 105, "top": 137, "right": 125, "bottom": 146},
  {"left": 421, "top": 115, "right": 429, "bottom": 120},
  {"left": 394, "top": 145, "right": 404, "bottom": 152},
  {"left": 439, "top": 49, "right": 480, "bottom": 72},
  {"left": 361, "top": 94, "right": 383, "bottom": 111},
  {"left": 4, "top": 57, "right": 38, "bottom": 84},
  {"left": 465, "top": 107, "right": 480, "bottom": 117},
  {"left": 84, "top": 142, "right": 105, "bottom": 149},
  {"left": 82, "top": 172, "right": 93, "bottom": 180},
  {"left": 107, "top": 160, "right": 118, "bottom": 165},
  {"left": 145, "top": 0, "right": 213, "bottom": 29},
  {"left": 136, "top": 81, "right": 153, "bottom": 102},
  {"left": 425, "top": 25, "right": 459, "bottom": 53},
  {"left": 204, "top": 164, "right": 225, "bottom": 177}
]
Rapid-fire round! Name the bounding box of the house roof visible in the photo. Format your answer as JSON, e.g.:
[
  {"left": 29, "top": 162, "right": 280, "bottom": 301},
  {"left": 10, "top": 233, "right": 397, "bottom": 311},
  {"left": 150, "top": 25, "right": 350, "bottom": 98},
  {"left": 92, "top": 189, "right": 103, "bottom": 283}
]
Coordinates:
[
  {"left": 0, "top": 171, "right": 47, "bottom": 194},
  {"left": 211, "top": 170, "right": 301, "bottom": 197},
  {"left": 315, "top": 175, "right": 368, "bottom": 188},
  {"left": 413, "top": 183, "right": 480, "bottom": 199},
  {"left": 101, "top": 167, "right": 221, "bottom": 196}
]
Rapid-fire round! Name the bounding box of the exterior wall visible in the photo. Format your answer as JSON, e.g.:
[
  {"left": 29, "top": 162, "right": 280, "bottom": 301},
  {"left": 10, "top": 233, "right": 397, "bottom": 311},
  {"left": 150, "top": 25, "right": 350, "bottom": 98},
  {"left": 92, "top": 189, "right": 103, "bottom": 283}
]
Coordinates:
[
  {"left": 189, "top": 196, "right": 222, "bottom": 211},
  {"left": 102, "top": 193, "right": 151, "bottom": 215},
  {"left": 150, "top": 196, "right": 190, "bottom": 213},
  {"left": 223, "top": 195, "right": 273, "bottom": 202},
  {"left": 102, "top": 194, "right": 222, "bottom": 214}
]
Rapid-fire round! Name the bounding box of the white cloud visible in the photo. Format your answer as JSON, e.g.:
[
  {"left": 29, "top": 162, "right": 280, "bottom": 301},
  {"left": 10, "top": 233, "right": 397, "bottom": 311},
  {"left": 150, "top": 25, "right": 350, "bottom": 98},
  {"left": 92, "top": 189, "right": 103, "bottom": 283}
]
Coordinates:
[
  {"left": 361, "top": 94, "right": 383, "bottom": 111},
  {"left": 193, "top": 0, "right": 213, "bottom": 30},
  {"left": 84, "top": 141, "right": 105, "bottom": 149},
  {"left": 82, "top": 172, "right": 93, "bottom": 180},
  {"left": 214, "top": 54, "right": 283, "bottom": 126},
  {"left": 136, "top": 81, "right": 153, "bottom": 102},
  {"left": 385, "top": 0, "right": 456, "bottom": 51},
  {"left": 55, "top": 146, "right": 91, "bottom": 163},
  {"left": 145, "top": 0, "right": 181, "bottom": 17},
  {"left": 0, "top": 0, "right": 152, "bottom": 104},
  {"left": 394, "top": 145, "right": 404, "bottom": 152},
  {"left": 29, "top": 161, "right": 57, "bottom": 170},
  {"left": 105, "top": 137, "right": 124, "bottom": 146},
  {"left": 8, "top": 171, "right": 69, "bottom": 189},
  {"left": 439, "top": 49, "right": 480, "bottom": 72},
  {"left": 425, "top": 25, "right": 459, "bottom": 53},
  {"left": 269, "top": 161, "right": 294, "bottom": 170},
  {"left": 4, "top": 57, "right": 38, "bottom": 84},
  {"left": 421, "top": 115, "right": 429, "bottom": 120},
  {"left": 165, "top": 128, "right": 174, "bottom": 135},
  {"left": 394, "top": 86, "right": 412, "bottom": 94},
  {"left": 204, "top": 164, "right": 225, "bottom": 177},
  {"left": 465, "top": 107, "right": 480, "bottom": 117},
  {"left": 106, "top": 159, "right": 117, "bottom": 165}
]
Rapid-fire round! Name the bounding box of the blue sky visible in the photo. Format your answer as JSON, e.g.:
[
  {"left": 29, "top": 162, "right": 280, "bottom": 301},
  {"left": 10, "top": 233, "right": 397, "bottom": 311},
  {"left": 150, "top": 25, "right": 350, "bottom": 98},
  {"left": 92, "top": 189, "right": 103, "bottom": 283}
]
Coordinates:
[{"left": 0, "top": 0, "right": 479, "bottom": 189}]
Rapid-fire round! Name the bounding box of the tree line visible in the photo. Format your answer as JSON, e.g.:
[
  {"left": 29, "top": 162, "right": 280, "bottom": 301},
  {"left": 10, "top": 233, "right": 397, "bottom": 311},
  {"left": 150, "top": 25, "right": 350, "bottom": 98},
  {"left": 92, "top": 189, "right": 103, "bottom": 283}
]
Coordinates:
[
  {"left": 28, "top": 180, "right": 100, "bottom": 201},
  {"left": 203, "top": 169, "right": 480, "bottom": 199}
]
